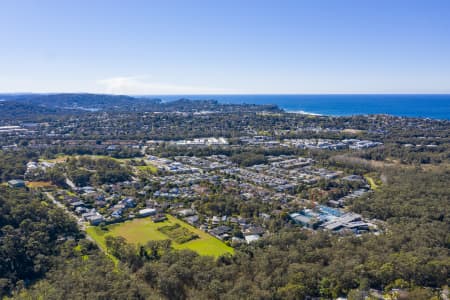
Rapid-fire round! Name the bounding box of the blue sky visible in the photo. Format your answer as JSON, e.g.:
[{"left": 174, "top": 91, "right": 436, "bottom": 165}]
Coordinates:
[{"left": 1, "top": 0, "right": 449, "bottom": 94}]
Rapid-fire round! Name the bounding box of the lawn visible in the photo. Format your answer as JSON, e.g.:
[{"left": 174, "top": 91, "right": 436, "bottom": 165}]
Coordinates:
[{"left": 86, "top": 215, "right": 234, "bottom": 258}]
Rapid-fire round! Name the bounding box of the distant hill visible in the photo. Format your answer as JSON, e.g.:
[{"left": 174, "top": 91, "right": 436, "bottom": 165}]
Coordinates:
[
  {"left": 0, "top": 93, "right": 282, "bottom": 119},
  {"left": 1, "top": 93, "right": 161, "bottom": 111},
  {"left": 160, "top": 98, "right": 280, "bottom": 113},
  {"left": 0, "top": 100, "right": 65, "bottom": 120}
]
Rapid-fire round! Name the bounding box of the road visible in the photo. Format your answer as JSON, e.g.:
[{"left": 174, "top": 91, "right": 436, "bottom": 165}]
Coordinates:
[
  {"left": 65, "top": 178, "right": 77, "bottom": 189},
  {"left": 44, "top": 191, "right": 86, "bottom": 230}
]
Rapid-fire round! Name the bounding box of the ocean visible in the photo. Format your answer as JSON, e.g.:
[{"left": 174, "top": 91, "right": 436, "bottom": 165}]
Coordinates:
[{"left": 154, "top": 94, "right": 450, "bottom": 120}]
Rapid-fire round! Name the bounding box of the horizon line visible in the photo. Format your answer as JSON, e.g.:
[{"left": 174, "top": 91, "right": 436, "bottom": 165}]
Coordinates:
[{"left": 1, "top": 92, "right": 450, "bottom": 96}]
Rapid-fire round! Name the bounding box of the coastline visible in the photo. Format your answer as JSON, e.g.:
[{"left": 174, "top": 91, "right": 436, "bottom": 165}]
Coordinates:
[
  {"left": 153, "top": 94, "right": 450, "bottom": 120},
  {"left": 285, "top": 110, "right": 324, "bottom": 116}
]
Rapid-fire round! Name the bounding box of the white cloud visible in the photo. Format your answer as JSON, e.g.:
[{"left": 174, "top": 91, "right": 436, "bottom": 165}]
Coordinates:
[{"left": 96, "top": 76, "right": 230, "bottom": 95}]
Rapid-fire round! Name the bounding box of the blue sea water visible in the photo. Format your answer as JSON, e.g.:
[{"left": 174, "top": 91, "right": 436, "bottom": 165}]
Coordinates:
[{"left": 155, "top": 94, "right": 450, "bottom": 120}]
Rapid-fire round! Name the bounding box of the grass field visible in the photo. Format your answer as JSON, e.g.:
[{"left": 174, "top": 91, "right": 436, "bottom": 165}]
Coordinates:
[
  {"left": 40, "top": 155, "right": 70, "bottom": 163},
  {"left": 85, "top": 228, "right": 119, "bottom": 265},
  {"left": 365, "top": 174, "right": 381, "bottom": 190},
  {"left": 136, "top": 164, "right": 158, "bottom": 174},
  {"left": 26, "top": 181, "right": 54, "bottom": 188},
  {"left": 86, "top": 215, "right": 234, "bottom": 258},
  {"left": 158, "top": 223, "right": 199, "bottom": 244}
]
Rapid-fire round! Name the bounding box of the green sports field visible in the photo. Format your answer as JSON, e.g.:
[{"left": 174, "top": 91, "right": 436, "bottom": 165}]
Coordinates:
[{"left": 86, "top": 215, "right": 234, "bottom": 258}]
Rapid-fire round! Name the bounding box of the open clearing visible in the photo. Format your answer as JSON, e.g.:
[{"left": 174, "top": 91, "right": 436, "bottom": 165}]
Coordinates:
[
  {"left": 26, "top": 181, "right": 54, "bottom": 188},
  {"left": 136, "top": 164, "right": 158, "bottom": 174},
  {"left": 341, "top": 128, "right": 364, "bottom": 134},
  {"left": 41, "top": 154, "right": 126, "bottom": 163},
  {"left": 364, "top": 175, "right": 380, "bottom": 190},
  {"left": 86, "top": 215, "right": 234, "bottom": 258}
]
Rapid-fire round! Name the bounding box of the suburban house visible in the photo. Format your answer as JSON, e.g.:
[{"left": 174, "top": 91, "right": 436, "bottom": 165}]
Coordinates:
[
  {"left": 8, "top": 179, "right": 26, "bottom": 188},
  {"left": 138, "top": 208, "right": 157, "bottom": 217}
]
